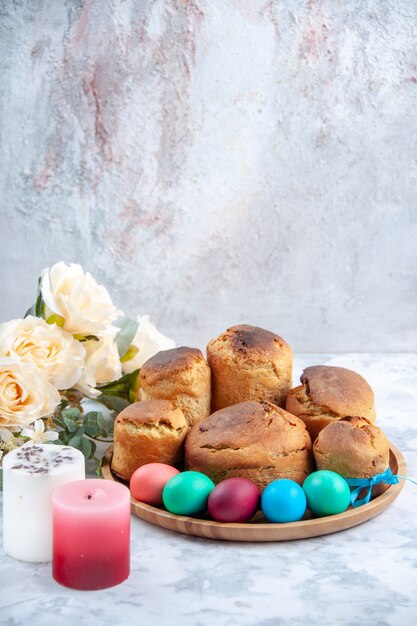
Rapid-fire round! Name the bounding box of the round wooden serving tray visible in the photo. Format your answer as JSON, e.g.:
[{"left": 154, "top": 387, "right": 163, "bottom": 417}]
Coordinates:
[{"left": 102, "top": 443, "right": 406, "bottom": 542}]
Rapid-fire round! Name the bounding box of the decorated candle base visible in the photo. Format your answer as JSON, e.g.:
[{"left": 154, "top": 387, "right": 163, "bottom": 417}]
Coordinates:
[
  {"left": 52, "top": 479, "right": 130, "bottom": 590},
  {"left": 2, "top": 443, "right": 85, "bottom": 562}
]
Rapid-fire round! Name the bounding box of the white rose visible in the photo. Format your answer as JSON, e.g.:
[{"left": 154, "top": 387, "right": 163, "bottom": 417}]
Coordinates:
[
  {"left": 0, "top": 357, "right": 61, "bottom": 428},
  {"left": 40, "top": 262, "right": 122, "bottom": 337},
  {"left": 0, "top": 316, "right": 85, "bottom": 390},
  {"left": 76, "top": 334, "right": 122, "bottom": 397},
  {"left": 121, "top": 314, "right": 175, "bottom": 374}
]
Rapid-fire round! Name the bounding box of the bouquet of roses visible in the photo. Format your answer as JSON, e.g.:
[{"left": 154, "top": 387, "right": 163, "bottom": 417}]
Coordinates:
[{"left": 0, "top": 262, "right": 174, "bottom": 478}]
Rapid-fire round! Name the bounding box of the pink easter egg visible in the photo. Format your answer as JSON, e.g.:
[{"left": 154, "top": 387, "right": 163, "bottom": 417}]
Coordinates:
[{"left": 130, "top": 463, "right": 180, "bottom": 505}]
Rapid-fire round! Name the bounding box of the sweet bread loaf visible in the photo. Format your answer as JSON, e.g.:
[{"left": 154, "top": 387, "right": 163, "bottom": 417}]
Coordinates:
[
  {"left": 111, "top": 400, "right": 188, "bottom": 481},
  {"left": 286, "top": 365, "right": 376, "bottom": 440},
  {"left": 313, "top": 416, "right": 390, "bottom": 497},
  {"left": 206, "top": 325, "right": 293, "bottom": 411},
  {"left": 140, "top": 347, "right": 211, "bottom": 428},
  {"left": 185, "top": 400, "right": 313, "bottom": 491}
]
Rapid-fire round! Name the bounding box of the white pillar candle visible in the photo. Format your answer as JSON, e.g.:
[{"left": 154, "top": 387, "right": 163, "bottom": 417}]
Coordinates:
[{"left": 2, "top": 443, "right": 85, "bottom": 562}]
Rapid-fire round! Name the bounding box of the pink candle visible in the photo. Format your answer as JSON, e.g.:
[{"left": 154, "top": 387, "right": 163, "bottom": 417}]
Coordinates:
[{"left": 52, "top": 479, "right": 130, "bottom": 590}]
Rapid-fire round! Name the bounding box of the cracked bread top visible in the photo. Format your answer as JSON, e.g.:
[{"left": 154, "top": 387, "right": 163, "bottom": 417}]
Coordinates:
[
  {"left": 115, "top": 399, "right": 187, "bottom": 432},
  {"left": 111, "top": 400, "right": 189, "bottom": 481},
  {"left": 141, "top": 347, "right": 208, "bottom": 383},
  {"left": 298, "top": 365, "right": 375, "bottom": 417},
  {"left": 206, "top": 325, "right": 293, "bottom": 411},
  {"left": 206, "top": 324, "right": 292, "bottom": 366},
  {"left": 313, "top": 416, "right": 389, "bottom": 478},
  {"left": 140, "top": 346, "right": 210, "bottom": 392},
  {"left": 185, "top": 400, "right": 312, "bottom": 471}
]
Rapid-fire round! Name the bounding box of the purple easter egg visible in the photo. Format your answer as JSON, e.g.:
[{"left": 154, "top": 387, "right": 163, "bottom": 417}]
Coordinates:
[{"left": 208, "top": 477, "right": 260, "bottom": 523}]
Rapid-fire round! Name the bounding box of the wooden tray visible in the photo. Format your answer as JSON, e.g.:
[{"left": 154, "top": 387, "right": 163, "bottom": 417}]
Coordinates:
[{"left": 102, "top": 443, "right": 406, "bottom": 542}]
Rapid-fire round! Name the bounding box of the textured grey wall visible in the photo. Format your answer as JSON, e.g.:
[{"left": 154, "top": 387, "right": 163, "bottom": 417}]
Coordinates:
[{"left": 1, "top": 0, "right": 416, "bottom": 353}]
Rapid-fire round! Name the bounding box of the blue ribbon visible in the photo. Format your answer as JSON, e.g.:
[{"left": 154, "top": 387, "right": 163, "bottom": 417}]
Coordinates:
[{"left": 344, "top": 467, "right": 409, "bottom": 508}]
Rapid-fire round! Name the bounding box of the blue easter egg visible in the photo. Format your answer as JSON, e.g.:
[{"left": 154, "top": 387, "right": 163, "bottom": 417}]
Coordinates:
[{"left": 261, "top": 479, "right": 307, "bottom": 523}]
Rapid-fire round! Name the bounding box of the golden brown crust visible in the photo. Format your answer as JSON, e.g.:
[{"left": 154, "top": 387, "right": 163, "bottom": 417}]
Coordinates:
[
  {"left": 313, "top": 416, "right": 389, "bottom": 477},
  {"left": 301, "top": 366, "right": 375, "bottom": 417},
  {"left": 210, "top": 324, "right": 291, "bottom": 361},
  {"left": 140, "top": 347, "right": 205, "bottom": 381},
  {"left": 185, "top": 400, "right": 314, "bottom": 491},
  {"left": 206, "top": 325, "right": 293, "bottom": 411},
  {"left": 313, "top": 416, "right": 390, "bottom": 497},
  {"left": 111, "top": 400, "right": 188, "bottom": 481},
  {"left": 285, "top": 365, "right": 376, "bottom": 440},
  {"left": 139, "top": 347, "right": 211, "bottom": 428}
]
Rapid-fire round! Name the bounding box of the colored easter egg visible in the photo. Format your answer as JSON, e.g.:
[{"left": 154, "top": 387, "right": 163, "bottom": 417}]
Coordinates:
[
  {"left": 162, "top": 471, "right": 215, "bottom": 515},
  {"left": 303, "top": 470, "right": 351, "bottom": 517},
  {"left": 130, "top": 463, "right": 180, "bottom": 506},
  {"left": 208, "top": 478, "right": 260, "bottom": 523},
  {"left": 261, "top": 479, "right": 307, "bottom": 523}
]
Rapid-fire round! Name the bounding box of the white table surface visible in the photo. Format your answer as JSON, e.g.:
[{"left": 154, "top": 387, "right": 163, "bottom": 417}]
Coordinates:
[{"left": 1, "top": 354, "right": 417, "bottom": 626}]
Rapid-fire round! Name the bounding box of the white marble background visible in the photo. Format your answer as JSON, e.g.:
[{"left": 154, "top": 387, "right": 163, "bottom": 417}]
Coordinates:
[
  {"left": 1, "top": 354, "right": 417, "bottom": 626},
  {"left": 1, "top": 0, "right": 416, "bottom": 353}
]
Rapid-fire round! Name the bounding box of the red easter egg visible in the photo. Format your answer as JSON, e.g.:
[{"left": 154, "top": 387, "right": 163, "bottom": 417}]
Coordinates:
[
  {"left": 130, "top": 463, "right": 179, "bottom": 505},
  {"left": 208, "top": 477, "right": 260, "bottom": 523}
]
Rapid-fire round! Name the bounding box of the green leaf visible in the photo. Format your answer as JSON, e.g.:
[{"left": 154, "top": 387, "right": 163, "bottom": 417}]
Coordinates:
[
  {"left": 73, "top": 426, "right": 85, "bottom": 438},
  {"left": 105, "top": 415, "right": 115, "bottom": 436},
  {"left": 24, "top": 304, "right": 36, "bottom": 318},
  {"left": 57, "top": 430, "right": 70, "bottom": 445},
  {"left": 120, "top": 345, "right": 139, "bottom": 363},
  {"left": 46, "top": 314, "right": 65, "bottom": 327},
  {"left": 35, "top": 277, "right": 46, "bottom": 318},
  {"left": 57, "top": 396, "right": 69, "bottom": 412},
  {"left": 68, "top": 435, "right": 92, "bottom": 459},
  {"left": 98, "top": 369, "right": 140, "bottom": 401},
  {"left": 52, "top": 415, "right": 66, "bottom": 429},
  {"left": 83, "top": 411, "right": 105, "bottom": 437},
  {"left": 62, "top": 407, "right": 81, "bottom": 421},
  {"left": 98, "top": 394, "right": 130, "bottom": 413},
  {"left": 114, "top": 317, "right": 139, "bottom": 359},
  {"left": 24, "top": 276, "right": 46, "bottom": 319},
  {"left": 63, "top": 417, "right": 79, "bottom": 433},
  {"left": 95, "top": 457, "right": 103, "bottom": 478},
  {"left": 59, "top": 397, "right": 69, "bottom": 411},
  {"left": 89, "top": 439, "right": 97, "bottom": 457},
  {"left": 74, "top": 334, "right": 100, "bottom": 342}
]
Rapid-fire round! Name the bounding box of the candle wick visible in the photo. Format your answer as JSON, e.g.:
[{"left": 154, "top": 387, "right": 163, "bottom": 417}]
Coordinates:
[{"left": 87, "top": 494, "right": 93, "bottom": 500}]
